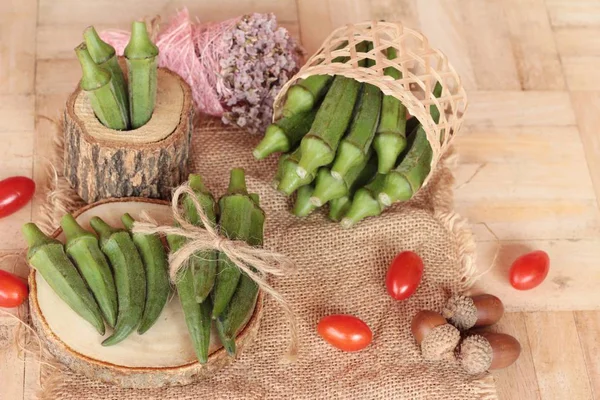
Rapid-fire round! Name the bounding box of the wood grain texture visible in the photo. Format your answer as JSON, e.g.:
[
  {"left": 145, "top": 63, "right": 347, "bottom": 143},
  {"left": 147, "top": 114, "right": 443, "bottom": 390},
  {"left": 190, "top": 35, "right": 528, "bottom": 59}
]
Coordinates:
[
  {"left": 562, "top": 57, "right": 600, "bottom": 90},
  {"left": 554, "top": 28, "right": 600, "bottom": 56},
  {"left": 501, "top": 0, "right": 565, "bottom": 90},
  {"left": 574, "top": 311, "right": 600, "bottom": 398},
  {"left": 489, "top": 313, "right": 541, "bottom": 400},
  {"left": 545, "top": 0, "right": 600, "bottom": 28},
  {"left": 525, "top": 312, "right": 593, "bottom": 400}
]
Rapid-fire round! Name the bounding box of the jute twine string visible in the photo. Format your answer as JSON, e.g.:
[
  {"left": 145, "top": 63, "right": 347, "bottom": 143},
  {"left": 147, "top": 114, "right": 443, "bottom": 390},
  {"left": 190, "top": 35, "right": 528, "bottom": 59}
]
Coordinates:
[{"left": 131, "top": 182, "right": 299, "bottom": 362}]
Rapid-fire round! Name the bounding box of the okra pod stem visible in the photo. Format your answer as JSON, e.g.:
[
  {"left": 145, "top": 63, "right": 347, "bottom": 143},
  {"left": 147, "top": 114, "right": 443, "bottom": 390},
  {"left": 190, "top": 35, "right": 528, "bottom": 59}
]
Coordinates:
[
  {"left": 23, "top": 223, "right": 105, "bottom": 335},
  {"left": 282, "top": 75, "right": 332, "bottom": 118},
  {"left": 61, "top": 214, "right": 118, "bottom": 328},
  {"left": 340, "top": 174, "right": 387, "bottom": 229},
  {"left": 373, "top": 47, "right": 408, "bottom": 174},
  {"left": 328, "top": 196, "right": 351, "bottom": 222},
  {"left": 91, "top": 217, "right": 146, "bottom": 346},
  {"left": 83, "top": 26, "right": 129, "bottom": 129},
  {"left": 124, "top": 21, "right": 159, "bottom": 129},
  {"left": 330, "top": 82, "right": 382, "bottom": 180},
  {"left": 75, "top": 44, "right": 128, "bottom": 130},
  {"left": 377, "top": 83, "right": 443, "bottom": 206},
  {"left": 253, "top": 109, "right": 318, "bottom": 160},
  {"left": 121, "top": 213, "right": 171, "bottom": 335},
  {"left": 212, "top": 169, "right": 254, "bottom": 319},
  {"left": 277, "top": 148, "right": 316, "bottom": 196},
  {"left": 293, "top": 184, "right": 318, "bottom": 217},
  {"left": 296, "top": 75, "right": 361, "bottom": 179}
]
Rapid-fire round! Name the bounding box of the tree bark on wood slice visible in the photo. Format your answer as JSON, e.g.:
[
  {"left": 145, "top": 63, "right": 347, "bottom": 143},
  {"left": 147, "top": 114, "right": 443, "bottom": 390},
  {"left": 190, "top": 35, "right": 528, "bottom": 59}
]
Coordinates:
[
  {"left": 64, "top": 68, "right": 194, "bottom": 203},
  {"left": 28, "top": 198, "right": 264, "bottom": 389}
]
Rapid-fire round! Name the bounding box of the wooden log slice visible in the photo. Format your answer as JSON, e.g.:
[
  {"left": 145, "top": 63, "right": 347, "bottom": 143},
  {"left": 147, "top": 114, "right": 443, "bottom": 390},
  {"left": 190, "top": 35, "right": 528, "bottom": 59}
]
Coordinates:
[
  {"left": 28, "top": 198, "right": 264, "bottom": 388},
  {"left": 64, "top": 68, "right": 194, "bottom": 203}
]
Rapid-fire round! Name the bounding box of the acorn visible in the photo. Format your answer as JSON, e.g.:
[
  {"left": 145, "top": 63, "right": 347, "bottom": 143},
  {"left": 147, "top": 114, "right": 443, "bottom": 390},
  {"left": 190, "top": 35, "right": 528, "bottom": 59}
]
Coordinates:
[
  {"left": 459, "top": 332, "right": 521, "bottom": 375},
  {"left": 411, "top": 310, "right": 461, "bottom": 361},
  {"left": 442, "top": 294, "right": 504, "bottom": 331}
]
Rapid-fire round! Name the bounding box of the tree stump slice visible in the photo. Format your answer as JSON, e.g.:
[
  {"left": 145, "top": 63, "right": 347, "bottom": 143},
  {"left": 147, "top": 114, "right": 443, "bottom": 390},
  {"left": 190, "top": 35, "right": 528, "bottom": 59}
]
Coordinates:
[
  {"left": 64, "top": 68, "right": 194, "bottom": 203},
  {"left": 28, "top": 199, "right": 264, "bottom": 388}
]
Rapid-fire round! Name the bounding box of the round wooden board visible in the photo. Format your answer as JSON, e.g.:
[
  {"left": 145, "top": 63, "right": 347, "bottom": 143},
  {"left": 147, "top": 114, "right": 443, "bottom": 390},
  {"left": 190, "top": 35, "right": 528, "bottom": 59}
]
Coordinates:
[{"left": 28, "top": 198, "right": 264, "bottom": 388}]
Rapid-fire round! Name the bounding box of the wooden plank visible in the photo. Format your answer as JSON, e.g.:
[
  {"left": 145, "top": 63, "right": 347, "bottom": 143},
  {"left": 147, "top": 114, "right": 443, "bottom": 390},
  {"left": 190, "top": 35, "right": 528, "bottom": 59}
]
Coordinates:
[
  {"left": 554, "top": 28, "right": 600, "bottom": 57},
  {"left": 297, "top": 0, "right": 334, "bottom": 55},
  {"left": 327, "top": 0, "right": 371, "bottom": 28},
  {"left": 0, "top": 317, "right": 25, "bottom": 400},
  {"left": 0, "top": 0, "right": 37, "bottom": 95},
  {"left": 471, "top": 240, "right": 600, "bottom": 311},
  {"left": 573, "top": 311, "right": 600, "bottom": 398},
  {"left": 0, "top": 95, "right": 35, "bottom": 132},
  {"left": 545, "top": 0, "right": 600, "bottom": 28},
  {"left": 465, "top": 91, "right": 576, "bottom": 127},
  {"left": 501, "top": 0, "right": 565, "bottom": 90},
  {"left": 457, "top": 0, "right": 520, "bottom": 90},
  {"left": 35, "top": 59, "right": 80, "bottom": 95},
  {"left": 39, "top": 0, "right": 298, "bottom": 27},
  {"left": 525, "top": 312, "right": 593, "bottom": 400},
  {"left": 370, "top": 0, "right": 420, "bottom": 30},
  {"left": 416, "top": 0, "right": 477, "bottom": 91},
  {"left": 489, "top": 313, "right": 541, "bottom": 400},
  {"left": 562, "top": 58, "right": 600, "bottom": 90},
  {"left": 36, "top": 23, "right": 120, "bottom": 60},
  {"left": 571, "top": 92, "right": 600, "bottom": 210}
]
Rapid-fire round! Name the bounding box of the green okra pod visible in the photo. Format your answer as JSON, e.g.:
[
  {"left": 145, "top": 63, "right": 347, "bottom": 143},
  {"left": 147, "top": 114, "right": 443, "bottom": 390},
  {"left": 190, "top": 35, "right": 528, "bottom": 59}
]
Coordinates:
[
  {"left": 212, "top": 168, "right": 254, "bottom": 319},
  {"left": 83, "top": 26, "right": 129, "bottom": 129},
  {"left": 293, "top": 184, "right": 318, "bottom": 217},
  {"left": 373, "top": 47, "right": 408, "bottom": 174},
  {"left": 377, "top": 82, "right": 443, "bottom": 206},
  {"left": 124, "top": 21, "right": 159, "bottom": 129},
  {"left": 216, "top": 194, "right": 264, "bottom": 356},
  {"left": 91, "top": 217, "right": 146, "bottom": 346},
  {"left": 340, "top": 174, "right": 388, "bottom": 229},
  {"left": 277, "top": 147, "right": 316, "bottom": 196},
  {"left": 328, "top": 196, "right": 352, "bottom": 222},
  {"left": 61, "top": 214, "right": 118, "bottom": 328},
  {"left": 121, "top": 213, "right": 170, "bottom": 335},
  {"left": 296, "top": 75, "right": 361, "bottom": 179},
  {"left": 330, "top": 82, "right": 382, "bottom": 180},
  {"left": 282, "top": 75, "right": 333, "bottom": 119},
  {"left": 253, "top": 109, "right": 318, "bottom": 160},
  {"left": 23, "top": 223, "right": 105, "bottom": 335},
  {"left": 75, "top": 44, "right": 129, "bottom": 130},
  {"left": 183, "top": 174, "right": 218, "bottom": 303},
  {"left": 310, "top": 152, "right": 377, "bottom": 207}
]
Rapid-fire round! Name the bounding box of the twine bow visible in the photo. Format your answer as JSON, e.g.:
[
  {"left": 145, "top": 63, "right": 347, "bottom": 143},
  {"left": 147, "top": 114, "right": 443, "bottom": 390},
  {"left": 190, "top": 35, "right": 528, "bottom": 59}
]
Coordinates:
[{"left": 132, "top": 183, "right": 299, "bottom": 361}]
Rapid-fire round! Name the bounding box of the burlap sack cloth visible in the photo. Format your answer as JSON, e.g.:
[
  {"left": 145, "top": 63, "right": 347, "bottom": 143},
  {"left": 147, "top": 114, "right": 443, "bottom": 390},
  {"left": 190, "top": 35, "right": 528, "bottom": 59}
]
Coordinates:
[{"left": 2, "top": 114, "right": 496, "bottom": 399}]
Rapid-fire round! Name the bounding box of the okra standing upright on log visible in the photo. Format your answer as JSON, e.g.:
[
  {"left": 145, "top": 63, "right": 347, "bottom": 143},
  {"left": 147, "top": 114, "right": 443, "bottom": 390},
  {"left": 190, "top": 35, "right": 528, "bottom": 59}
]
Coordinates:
[
  {"left": 75, "top": 44, "right": 129, "bottom": 130},
  {"left": 277, "top": 147, "right": 316, "bottom": 196},
  {"left": 61, "top": 214, "right": 118, "bottom": 328},
  {"left": 83, "top": 26, "right": 129, "bottom": 129},
  {"left": 293, "top": 184, "right": 318, "bottom": 217},
  {"left": 124, "top": 21, "right": 159, "bottom": 129},
  {"left": 253, "top": 109, "right": 318, "bottom": 160},
  {"left": 212, "top": 168, "right": 254, "bottom": 319},
  {"left": 373, "top": 47, "right": 408, "bottom": 174},
  {"left": 310, "top": 152, "right": 377, "bottom": 207},
  {"left": 23, "top": 223, "right": 106, "bottom": 335},
  {"left": 121, "top": 213, "right": 170, "bottom": 335},
  {"left": 378, "top": 82, "right": 443, "bottom": 206},
  {"left": 341, "top": 173, "right": 388, "bottom": 229},
  {"left": 330, "top": 82, "right": 382, "bottom": 180},
  {"left": 216, "top": 193, "right": 264, "bottom": 356},
  {"left": 90, "top": 217, "right": 146, "bottom": 346},
  {"left": 295, "top": 75, "right": 362, "bottom": 179}
]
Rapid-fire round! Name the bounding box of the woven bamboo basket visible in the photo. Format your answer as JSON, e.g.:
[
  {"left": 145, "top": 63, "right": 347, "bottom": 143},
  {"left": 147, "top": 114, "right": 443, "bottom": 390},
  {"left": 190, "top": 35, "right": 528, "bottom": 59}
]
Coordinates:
[{"left": 273, "top": 20, "right": 468, "bottom": 189}]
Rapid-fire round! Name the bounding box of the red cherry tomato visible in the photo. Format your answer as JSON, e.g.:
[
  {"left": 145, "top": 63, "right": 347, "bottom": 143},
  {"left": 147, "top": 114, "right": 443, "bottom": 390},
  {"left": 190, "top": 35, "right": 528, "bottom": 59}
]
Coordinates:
[
  {"left": 0, "top": 270, "right": 28, "bottom": 308},
  {"left": 317, "top": 314, "right": 372, "bottom": 352},
  {"left": 0, "top": 176, "right": 35, "bottom": 218},
  {"left": 385, "top": 251, "right": 424, "bottom": 300},
  {"left": 509, "top": 250, "right": 550, "bottom": 290}
]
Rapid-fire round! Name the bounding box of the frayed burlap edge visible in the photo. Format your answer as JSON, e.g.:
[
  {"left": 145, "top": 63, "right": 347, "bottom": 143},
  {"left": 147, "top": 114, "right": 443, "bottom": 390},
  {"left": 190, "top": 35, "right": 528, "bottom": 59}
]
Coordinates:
[{"left": 23, "top": 116, "right": 496, "bottom": 399}]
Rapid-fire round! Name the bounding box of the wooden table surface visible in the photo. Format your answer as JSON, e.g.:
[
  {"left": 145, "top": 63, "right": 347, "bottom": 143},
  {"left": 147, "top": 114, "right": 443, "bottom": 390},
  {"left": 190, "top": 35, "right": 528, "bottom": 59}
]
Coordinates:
[{"left": 1, "top": 0, "right": 599, "bottom": 399}]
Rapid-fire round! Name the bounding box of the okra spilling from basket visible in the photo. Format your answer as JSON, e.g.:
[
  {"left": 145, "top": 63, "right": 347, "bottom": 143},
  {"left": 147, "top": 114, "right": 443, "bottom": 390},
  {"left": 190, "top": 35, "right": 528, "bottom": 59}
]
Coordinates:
[
  {"left": 75, "top": 21, "right": 159, "bottom": 131},
  {"left": 22, "top": 169, "right": 264, "bottom": 364},
  {"left": 254, "top": 44, "right": 444, "bottom": 227}
]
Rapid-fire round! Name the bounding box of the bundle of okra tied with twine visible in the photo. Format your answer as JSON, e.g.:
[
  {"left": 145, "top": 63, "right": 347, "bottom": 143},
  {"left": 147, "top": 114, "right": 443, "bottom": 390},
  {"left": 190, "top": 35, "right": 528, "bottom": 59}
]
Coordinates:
[{"left": 253, "top": 37, "right": 449, "bottom": 228}]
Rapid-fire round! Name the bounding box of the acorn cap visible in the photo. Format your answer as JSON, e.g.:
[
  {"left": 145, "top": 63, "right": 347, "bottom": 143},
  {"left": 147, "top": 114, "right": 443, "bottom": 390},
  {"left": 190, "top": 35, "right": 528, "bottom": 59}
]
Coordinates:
[
  {"left": 420, "top": 323, "right": 461, "bottom": 361},
  {"left": 442, "top": 295, "right": 477, "bottom": 331},
  {"left": 459, "top": 334, "right": 493, "bottom": 375}
]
